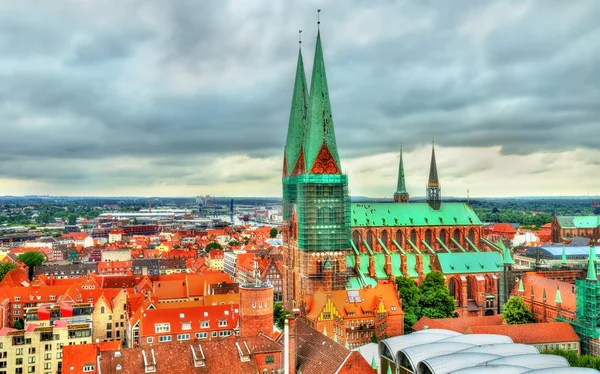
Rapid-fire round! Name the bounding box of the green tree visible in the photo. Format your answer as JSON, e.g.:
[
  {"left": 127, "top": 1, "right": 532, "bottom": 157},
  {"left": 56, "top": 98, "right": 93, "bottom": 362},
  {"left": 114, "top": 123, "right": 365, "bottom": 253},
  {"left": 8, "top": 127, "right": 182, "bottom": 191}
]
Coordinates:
[
  {"left": 270, "top": 227, "right": 278, "bottom": 239},
  {"left": 67, "top": 213, "right": 78, "bottom": 225},
  {"left": 419, "top": 271, "right": 456, "bottom": 319},
  {"left": 396, "top": 276, "right": 420, "bottom": 333},
  {"left": 273, "top": 303, "right": 290, "bottom": 330},
  {"left": 502, "top": 296, "right": 535, "bottom": 325},
  {"left": 13, "top": 318, "right": 24, "bottom": 330},
  {"left": 17, "top": 251, "right": 46, "bottom": 280},
  {"left": 371, "top": 333, "right": 378, "bottom": 343},
  {"left": 204, "top": 242, "right": 223, "bottom": 252},
  {"left": 0, "top": 262, "right": 18, "bottom": 282},
  {"left": 542, "top": 348, "right": 600, "bottom": 369}
]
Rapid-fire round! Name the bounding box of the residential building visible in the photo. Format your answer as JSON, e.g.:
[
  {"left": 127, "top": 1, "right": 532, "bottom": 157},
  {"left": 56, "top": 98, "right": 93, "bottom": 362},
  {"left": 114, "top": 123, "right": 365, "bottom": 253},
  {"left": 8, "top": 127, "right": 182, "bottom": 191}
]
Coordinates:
[
  {"left": 91, "top": 290, "right": 128, "bottom": 344},
  {"left": 206, "top": 250, "right": 224, "bottom": 271}
]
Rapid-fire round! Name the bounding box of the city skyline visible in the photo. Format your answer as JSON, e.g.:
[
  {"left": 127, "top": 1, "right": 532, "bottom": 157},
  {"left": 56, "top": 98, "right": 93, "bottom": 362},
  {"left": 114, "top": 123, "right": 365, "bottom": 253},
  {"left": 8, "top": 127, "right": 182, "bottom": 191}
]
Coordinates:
[{"left": 1, "top": 1, "right": 599, "bottom": 197}]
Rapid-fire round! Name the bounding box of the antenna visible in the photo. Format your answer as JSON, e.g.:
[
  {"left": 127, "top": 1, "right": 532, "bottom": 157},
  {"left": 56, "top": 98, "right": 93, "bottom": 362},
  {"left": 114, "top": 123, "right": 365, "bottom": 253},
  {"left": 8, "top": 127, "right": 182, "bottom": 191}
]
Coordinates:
[
  {"left": 317, "top": 9, "right": 321, "bottom": 28},
  {"left": 467, "top": 189, "right": 470, "bottom": 203}
]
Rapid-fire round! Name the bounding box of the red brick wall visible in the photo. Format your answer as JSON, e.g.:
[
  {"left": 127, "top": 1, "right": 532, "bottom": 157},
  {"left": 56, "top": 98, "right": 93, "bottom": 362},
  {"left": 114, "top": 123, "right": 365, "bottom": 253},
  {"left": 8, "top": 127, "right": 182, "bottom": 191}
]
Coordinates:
[
  {"left": 253, "top": 351, "right": 283, "bottom": 373},
  {"left": 239, "top": 285, "right": 274, "bottom": 338}
]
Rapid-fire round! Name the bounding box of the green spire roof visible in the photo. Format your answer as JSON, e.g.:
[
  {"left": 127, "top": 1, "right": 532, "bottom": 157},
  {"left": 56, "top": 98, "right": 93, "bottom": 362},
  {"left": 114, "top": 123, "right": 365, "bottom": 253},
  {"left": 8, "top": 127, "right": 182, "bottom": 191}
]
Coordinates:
[
  {"left": 304, "top": 30, "right": 342, "bottom": 173},
  {"left": 323, "top": 258, "right": 332, "bottom": 269},
  {"left": 323, "top": 326, "right": 327, "bottom": 337},
  {"left": 283, "top": 47, "right": 309, "bottom": 175},
  {"left": 555, "top": 285, "right": 562, "bottom": 304},
  {"left": 561, "top": 245, "right": 567, "bottom": 265},
  {"left": 396, "top": 146, "right": 408, "bottom": 194},
  {"left": 371, "top": 355, "right": 377, "bottom": 369},
  {"left": 542, "top": 288, "right": 547, "bottom": 301},
  {"left": 587, "top": 245, "right": 597, "bottom": 281},
  {"left": 333, "top": 334, "right": 338, "bottom": 343},
  {"left": 518, "top": 278, "right": 524, "bottom": 293},
  {"left": 345, "top": 341, "right": 349, "bottom": 349},
  {"left": 428, "top": 143, "right": 439, "bottom": 186},
  {"left": 500, "top": 240, "right": 515, "bottom": 265},
  {"left": 387, "top": 364, "right": 393, "bottom": 374}
]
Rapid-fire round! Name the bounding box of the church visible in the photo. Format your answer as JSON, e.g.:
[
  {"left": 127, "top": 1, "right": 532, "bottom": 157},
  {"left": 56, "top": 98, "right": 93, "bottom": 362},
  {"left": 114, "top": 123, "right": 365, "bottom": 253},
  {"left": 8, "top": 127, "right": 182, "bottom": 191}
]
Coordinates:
[{"left": 281, "top": 24, "right": 508, "bottom": 347}]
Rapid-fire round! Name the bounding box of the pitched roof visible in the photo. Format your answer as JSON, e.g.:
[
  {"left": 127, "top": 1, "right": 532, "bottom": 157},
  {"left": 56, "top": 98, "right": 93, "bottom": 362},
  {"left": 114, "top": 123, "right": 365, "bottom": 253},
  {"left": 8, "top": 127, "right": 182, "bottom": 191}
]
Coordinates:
[
  {"left": 437, "top": 252, "right": 503, "bottom": 274},
  {"left": 515, "top": 273, "right": 576, "bottom": 314},
  {"left": 465, "top": 322, "right": 579, "bottom": 344},
  {"left": 0, "top": 268, "right": 30, "bottom": 287},
  {"left": 296, "top": 319, "right": 352, "bottom": 374},
  {"left": 556, "top": 216, "right": 600, "bottom": 229},
  {"left": 63, "top": 341, "right": 122, "bottom": 373},
  {"left": 412, "top": 315, "right": 505, "bottom": 333},
  {"left": 351, "top": 202, "right": 481, "bottom": 227}
]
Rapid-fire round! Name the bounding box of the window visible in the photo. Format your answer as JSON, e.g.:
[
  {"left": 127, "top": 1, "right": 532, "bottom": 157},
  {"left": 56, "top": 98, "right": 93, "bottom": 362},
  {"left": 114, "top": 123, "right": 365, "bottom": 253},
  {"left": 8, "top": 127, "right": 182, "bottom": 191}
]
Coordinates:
[
  {"left": 147, "top": 337, "right": 153, "bottom": 344},
  {"left": 27, "top": 367, "right": 35, "bottom": 373},
  {"left": 44, "top": 363, "right": 51, "bottom": 370},
  {"left": 28, "top": 348, "right": 35, "bottom": 355},
  {"left": 44, "top": 344, "right": 51, "bottom": 352},
  {"left": 195, "top": 332, "right": 208, "bottom": 339},
  {"left": 252, "top": 302, "right": 256, "bottom": 308},
  {"left": 181, "top": 322, "right": 191, "bottom": 331},
  {"left": 201, "top": 321, "right": 209, "bottom": 328},
  {"left": 15, "top": 369, "right": 23, "bottom": 374},
  {"left": 16, "top": 358, "right": 23, "bottom": 365},
  {"left": 211, "top": 332, "right": 217, "bottom": 337},
  {"left": 154, "top": 323, "right": 170, "bottom": 333},
  {"left": 83, "top": 365, "right": 94, "bottom": 372},
  {"left": 101, "top": 307, "right": 105, "bottom": 314},
  {"left": 50, "top": 295, "right": 55, "bottom": 301},
  {"left": 13, "top": 311, "right": 20, "bottom": 316},
  {"left": 218, "top": 320, "right": 227, "bottom": 327},
  {"left": 57, "top": 352, "right": 62, "bottom": 359},
  {"left": 265, "top": 355, "right": 274, "bottom": 364},
  {"left": 158, "top": 336, "right": 171, "bottom": 343},
  {"left": 44, "top": 354, "right": 51, "bottom": 360},
  {"left": 106, "top": 332, "right": 112, "bottom": 339},
  {"left": 13, "top": 304, "right": 21, "bottom": 309},
  {"left": 14, "top": 297, "right": 20, "bottom": 302},
  {"left": 177, "top": 334, "right": 190, "bottom": 341},
  {"left": 107, "top": 323, "right": 112, "bottom": 330}
]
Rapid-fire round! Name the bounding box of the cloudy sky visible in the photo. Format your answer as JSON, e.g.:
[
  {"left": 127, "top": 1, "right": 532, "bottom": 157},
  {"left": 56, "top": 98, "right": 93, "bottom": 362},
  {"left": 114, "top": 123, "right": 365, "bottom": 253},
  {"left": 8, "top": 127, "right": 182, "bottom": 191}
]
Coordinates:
[{"left": 1, "top": 1, "right": 599, "bottom": 198}]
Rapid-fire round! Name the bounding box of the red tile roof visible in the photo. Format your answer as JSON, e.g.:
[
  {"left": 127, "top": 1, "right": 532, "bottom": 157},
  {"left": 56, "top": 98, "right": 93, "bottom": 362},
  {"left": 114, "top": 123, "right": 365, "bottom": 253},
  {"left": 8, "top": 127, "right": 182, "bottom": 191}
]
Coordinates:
[
  {"left": 412, "top": 315, "right": 505, "bottom": 333},
  {"left": 514, "top": 272, "right": 576, "bottom": 314},
  {"left": 465, "top": 322, "right": 579, "bottom": 344},
  {"left": 63, "top": 341, "right": 122, "bottom": 374}
]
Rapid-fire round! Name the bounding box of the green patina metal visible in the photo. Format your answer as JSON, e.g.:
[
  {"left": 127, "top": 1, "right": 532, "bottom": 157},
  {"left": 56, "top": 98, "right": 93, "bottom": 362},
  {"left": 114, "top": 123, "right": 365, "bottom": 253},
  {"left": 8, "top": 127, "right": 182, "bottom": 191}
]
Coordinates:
[
  {"left": 377, "top": 237, "right": 391, "bottom": 255},
  {"left": 345, "top": 277, "right": 362, "bottom": 290},
  {"left": 436, "top": 252, "right": 503, "bottom": 274},
  {"left": 350, "top": 241, "right": 359, "bottom": 255},
  {"left": 450, "top": 237, "right": 467, "bottom": 252},
  {"left": 556, "top": 215, "right": 600, "bottom": 229},
  {"left": 362, "top": 239, "right": 375, "bottom": 256},
  {"left": 391, "top": 239, "right": 407, "bottom": 255},
  {"left": 346, "top": 253, "right": 356, "bottom": 268},
  {"left": 374, "top": 253, "right": 387, "bottom": 279},
  {"left": 396, "top": 147, "right": 408, "bottom": 196},
  {"left": 405, "top": 253, "right": 419, "bottom": 278},
  {"left": 390, "top": 253, "right": 403, "bottom": 277},
  {"left": 359, "top": 253, "right": 370, "bottom": 275},
  {"left": 436, "top": 237, "right": 452, "bottom": 253},
  {"left": 405, "top": 238, "right": 422, "bottom": 255},
  {"left": 421, "top": 240, "right": 436, "bottom": 255},
  {"left": 499, "top": 240, "right": 514, "bottom": 265},
  {"left": 351, "top": 202, "right": 481, "bottom": 227},
  {"left": 283, "top": 47, "right": 309, "bottom": 176},
  {"left": 422, "top": 254, "right": 431, "bottom": 274},
  {"left": 304, "top": 31, "right": 341, "bottom": 173},
  {"left": 464, "top": 237, "right": 480, "bottom": 252},
  {"left": 586, "top": 246, "right": 597, "bottom": 281}
]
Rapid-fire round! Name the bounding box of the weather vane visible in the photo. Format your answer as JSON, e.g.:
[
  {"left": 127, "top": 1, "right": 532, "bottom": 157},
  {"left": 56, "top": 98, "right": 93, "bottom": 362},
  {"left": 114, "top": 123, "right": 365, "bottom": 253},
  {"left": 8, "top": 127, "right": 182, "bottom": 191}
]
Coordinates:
[
  {"left": 299, "top": 29, "right": 302, "bottom": 45},
  {"left": 317, "top": 9, "right": 321, "bottom": 28}
]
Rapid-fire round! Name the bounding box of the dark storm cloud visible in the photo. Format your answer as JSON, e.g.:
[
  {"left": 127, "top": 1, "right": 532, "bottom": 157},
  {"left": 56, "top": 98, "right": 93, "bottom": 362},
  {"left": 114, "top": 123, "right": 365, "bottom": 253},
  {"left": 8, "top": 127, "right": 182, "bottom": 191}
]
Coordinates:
[{"left": 0, "top": 0, "right": 598, "bottom": 188}]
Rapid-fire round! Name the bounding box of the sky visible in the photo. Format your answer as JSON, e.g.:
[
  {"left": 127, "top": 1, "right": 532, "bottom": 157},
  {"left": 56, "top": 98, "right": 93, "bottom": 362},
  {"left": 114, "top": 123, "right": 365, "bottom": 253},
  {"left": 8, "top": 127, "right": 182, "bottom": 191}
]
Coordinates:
[{"left": 0, "top": 0, "right": 599, "bottom": 198}]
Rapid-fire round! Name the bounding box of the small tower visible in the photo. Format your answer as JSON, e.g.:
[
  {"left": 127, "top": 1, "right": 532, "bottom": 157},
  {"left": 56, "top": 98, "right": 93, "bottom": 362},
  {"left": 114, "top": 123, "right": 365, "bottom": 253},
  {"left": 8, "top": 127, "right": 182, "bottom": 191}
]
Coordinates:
[
  {"left": 556, "top": 284, "right": 563, "bottom": 318},
  {"left": 239, "top": 261, "right": 274, "bottom": 338},
  {"left": 426, "top": 142, "right": 441, "bottom": 210},
  {"left": 393, "top": 146, "right": 410, "bottom": 203}
]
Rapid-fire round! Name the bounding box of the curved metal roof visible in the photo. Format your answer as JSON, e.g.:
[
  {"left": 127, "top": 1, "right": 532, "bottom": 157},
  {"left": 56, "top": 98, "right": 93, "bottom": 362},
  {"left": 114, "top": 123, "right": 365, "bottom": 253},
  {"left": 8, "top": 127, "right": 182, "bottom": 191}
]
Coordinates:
[
  {"left": 451, "top": 365, "right": 533, "bottom": 374},
  {"left": 525, "top": 368, "right": 600, "bottom": 373},
  {"left": 488, "top": 354, "right": 569, "bottom": 370},
  {"left": 418, "top": 352, "right": 501, "bottom": 374},
  {"left": 460, "top": 343, "right": 538, "bottom": 356},
  {"left": 378, "top": 329, "right": 460, "bottom": 364},
  {"left": 398, "top": 342, "right": 474, "bottom": 372},
  {"left": 439, "top": 333, "right": 513, "bottom": 345}
]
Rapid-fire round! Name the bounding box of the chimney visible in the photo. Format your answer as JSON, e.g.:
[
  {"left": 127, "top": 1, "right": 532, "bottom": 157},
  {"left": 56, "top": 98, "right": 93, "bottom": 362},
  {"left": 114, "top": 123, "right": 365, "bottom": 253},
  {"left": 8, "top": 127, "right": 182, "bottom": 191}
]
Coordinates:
[{"left": 284, "top": 316, "right": 297, "bottom": 374}]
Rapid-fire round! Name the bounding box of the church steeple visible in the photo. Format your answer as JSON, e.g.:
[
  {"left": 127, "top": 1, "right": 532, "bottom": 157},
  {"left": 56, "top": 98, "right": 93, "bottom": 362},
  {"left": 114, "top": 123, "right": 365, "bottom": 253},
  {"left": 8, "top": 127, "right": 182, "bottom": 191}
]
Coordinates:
[
  {"left": 283, "top": 36, "right": 309, "bottom": 177},
  {"left": 426, "top": 141, "right": 441, "bottom": 210},
  {"left": 394, "top": 146, "right": 409, "bottom": 203},
  {"left": 304, "top": 29, "right": 342, "bottom": 174}
]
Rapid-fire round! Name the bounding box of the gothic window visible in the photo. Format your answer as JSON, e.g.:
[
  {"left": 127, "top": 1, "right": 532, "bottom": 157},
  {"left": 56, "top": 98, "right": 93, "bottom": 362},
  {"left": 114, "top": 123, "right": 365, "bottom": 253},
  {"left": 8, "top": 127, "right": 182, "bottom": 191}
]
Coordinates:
[
  {"left": 467, "top": 277, "right": 476, "bottom": 300},
  {"left": 485, "top": 275, "right": 493, "bottom": 294},
  {"left": 468, "top": 229, "right": 476, "bottom": 243},
  {"left": 453, "top": 229, "right": 461, "bottom": 246},
  {"left": 352, "top": 231, "right": 360, "bottom": 250},
  {"left": 410, "top": 230, "right": 417, "bottom": 244},
  {"left": 425, "top": 230, "right": 432, "bottom": 246},
  {"left": 366, "top": 231, "right": 374, "bottom": 250},
  {"left": 449, "top": 278, "right": 458, "bottom": 300},
  {"left": 440, "top": 230, "right": 447, "bottom": 246},
  {"left": 381, "top": 231, "right": 388, "bottom": 248},
  {"left": 395, "top": 230, "right": 403, "bottom": 247}
]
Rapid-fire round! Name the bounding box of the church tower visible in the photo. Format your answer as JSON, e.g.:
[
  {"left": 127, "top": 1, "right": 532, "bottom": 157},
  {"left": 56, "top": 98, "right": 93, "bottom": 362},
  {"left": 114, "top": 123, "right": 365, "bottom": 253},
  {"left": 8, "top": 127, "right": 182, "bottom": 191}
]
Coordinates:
[
  {"left": 393, "top": 146, "right": 409, "bottom": 203},
  {"left": 282, "top": 23, "right": 351, "bottom": 311},
  {"left": 426, "top": 143, "right": 441, "bottom": 210}
]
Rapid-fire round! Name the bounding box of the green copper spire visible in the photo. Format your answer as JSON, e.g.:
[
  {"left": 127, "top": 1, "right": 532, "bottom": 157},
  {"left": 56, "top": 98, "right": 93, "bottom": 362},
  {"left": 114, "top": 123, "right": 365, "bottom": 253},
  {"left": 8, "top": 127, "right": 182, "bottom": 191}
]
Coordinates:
[
  {"left": 561, "top": 245, "right": 567, "bottom": 265},
  {"left": 500, "top": 240, "right": 515, "bottom": 265},
  {"left": 387, "top": 364, "right": 393, "bottom": 374},
  {"left": 371, "top": 355, "right": 377, "bottom": 369},
  {"left": 345, "top": 341, "right": 349, "bottom": 349},
  {"left": 555, "top": 285, "right": 562, "bottom": 304},
  {"left": 333, "top": 334, "right": 338, "bottom": 343},
  {"left": 587, "top": 245, "right": 597, "bottom": 281},
  {"left": 304, "top": 30, "right": 342, "bottom": 174},
  {"left": 542, "top": 288, "right": 547, "bottom": 301},
  {"left": 426, "top": 142, "right": 441, "bottom": 209},
  {"left": 518, "top": 278, "right": 524, "bottom": 293},
  {"left": 283, "top": 44, "right": 309, "bottom": 176},
  {"left": 323, "top": 326, "right": 327, "bottom": 337},
  {"left": 323, "top": 258, "right": 332, "bottom": 269},
  {"left": 394, "top": 146, "right": 409, "bottom": 203},
  {"left": 428, "top": 142, "right": 439, "bottom": 186}
]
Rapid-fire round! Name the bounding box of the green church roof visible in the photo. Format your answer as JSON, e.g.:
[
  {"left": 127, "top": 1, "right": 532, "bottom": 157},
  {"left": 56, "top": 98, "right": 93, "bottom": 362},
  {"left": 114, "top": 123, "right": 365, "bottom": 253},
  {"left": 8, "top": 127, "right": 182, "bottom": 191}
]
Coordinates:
[
  {"left": 396, "top": 147, "right": 408, "bottom": 195},
  {"left": 436, "top": 252, "right": 504, "bottom": 274},
  {"left": 283, "top": 47, "right": 309, "bottom": 175},
  {"left": 350, "top": 202, "right": 482, "bottom": 227},
  {"left": 556, "top": 215, "right": 600, "bottom": 229},
  {"left": 304, "top": 31, "right": 342, "bottom": 173}
]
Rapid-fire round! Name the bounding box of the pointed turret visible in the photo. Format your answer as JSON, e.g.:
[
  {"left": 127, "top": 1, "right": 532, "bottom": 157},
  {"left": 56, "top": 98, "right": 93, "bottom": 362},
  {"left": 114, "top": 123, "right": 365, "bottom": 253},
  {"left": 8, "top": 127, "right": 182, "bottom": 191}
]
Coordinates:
[
  {"left": 561, "top": 245, "right": 567, "bottom": 265},
  {"left": 555, "top": 284, "right": 563, "bottom": 304},
  {"left": 518, "top": 278, "right": 524, "bottom": 293},
  {"left": 283, "top": 44, "right": 309, "bottom": 176},
  {"left": 304, "top": 30, "right": 342, "bottom": 174},
  {"left": 501, "top": 240, "right": 515, "bottom": 265},
  {"left": 371, "top": 355, "right": 378, "bottom": 369},
  {"left": 586, "top": 245, "right": 597, "bottom": 281},
  {"left": 426, "top": 142, "right": 441, "bottom": 210},
  {"left": 542, "top": 288, "right": 547, "bottom": 301},
  {"left": 394, "top": 146, "right": 410, "bottom": 203}
]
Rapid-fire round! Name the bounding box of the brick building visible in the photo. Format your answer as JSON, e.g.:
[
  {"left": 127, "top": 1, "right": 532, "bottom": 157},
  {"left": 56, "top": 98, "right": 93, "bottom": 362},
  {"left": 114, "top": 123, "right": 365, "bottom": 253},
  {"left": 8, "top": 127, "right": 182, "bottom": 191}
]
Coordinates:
[{"left": 552, "top": 215, "right": 600, "bottom": 243}]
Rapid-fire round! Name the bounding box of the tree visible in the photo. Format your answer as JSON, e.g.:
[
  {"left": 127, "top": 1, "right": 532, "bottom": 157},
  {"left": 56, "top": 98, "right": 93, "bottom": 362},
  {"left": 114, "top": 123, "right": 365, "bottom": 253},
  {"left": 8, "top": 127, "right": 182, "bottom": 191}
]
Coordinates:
[
  {"left": 273, "top": 303, "right": 290, "bottom": 330},
  {"left": 396, "top": 276, "right": 420, "bottom": 333},
  {"left": 13, "top": 318, "right": 24, "bottom": 330},
  {"left": 204, "top": 242, "right": 223, "bottom": 252},
  {"left": 0, "top": 262, "right": 17, "bottom": 282},
  {"left": 418, "top": 271, "right": 455, "bottom": 319},
  {"left": 67, "top": 213, "right": 78, "bottom": 226},
  {"left": 371, "top": 333, "right": 378, "bottom": 343},
  {"left": 542, "top": 348, "right": 600, "bottom": 370},
  {"left": 270, "top": 227, "right": 278, "bottom": 239},
  {"left": 17, "top": 251, "right": 46, "bottom": 280},
  {"left": 502, "top": 296, "right": 535, "bottom": 325}
]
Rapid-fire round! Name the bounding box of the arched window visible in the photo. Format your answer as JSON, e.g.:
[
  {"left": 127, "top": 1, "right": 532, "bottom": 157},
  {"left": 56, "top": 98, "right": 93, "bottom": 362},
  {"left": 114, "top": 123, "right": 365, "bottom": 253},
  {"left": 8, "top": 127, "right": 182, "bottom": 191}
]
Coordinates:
[
  {"left": 468, "top": 229, "right": 476, "bottom": 243},
  {"left": 395, "top": 230, "right": 403, "bottom": 246},
  {"left": 366, "top": 231, "right": 374, "bottom": 250},
  {"left": 410, "top": 230, "right": 417, "bottom": 244},
  {"left": 352, "top": 231, "right": 360, "bottom": 249},
  {"left": 449, "top": 278, "right": 458, "bottom": 300},
  {"left": 381, "top": 230, "right": 388, "bottom": 248},
  {"left": 485, "top": 275, "right": 493, "bottom": 293},
  {"left": 453, "top": 229, "right": 461, "bottom": 246},
  {"left": 440, "top": 230, "right": 447, "bottom": 245},
  {"left": 425, "top": 230, "right": 432, "bottom": 246},
  {"left": 467, "top": 277, "right": 476, "bottom": 300}
]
